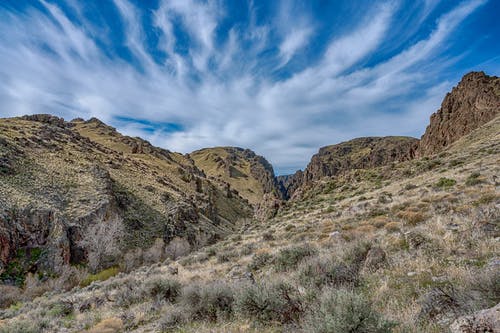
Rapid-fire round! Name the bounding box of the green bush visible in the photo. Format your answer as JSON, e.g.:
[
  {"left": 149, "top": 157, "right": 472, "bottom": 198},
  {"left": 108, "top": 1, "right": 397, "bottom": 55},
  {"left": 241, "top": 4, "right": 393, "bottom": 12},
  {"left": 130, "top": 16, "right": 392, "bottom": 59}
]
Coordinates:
[
  {"left": 248, "top": 252, "right": 273, "bottom": 271},
  {"left": 180, "top": 282, "right": 235, "bottom": 322},
  {"left": 235, "top": 281, "right": 304, "bottom": 324},
  {"left": 435, "top": 177, "right": 456, "bottom": 188},
  {"left": 48, "top": 300, "right": 73, "bottom": 317},
  {"left": 342, "top": 241, "right": 371, "bottom": 269},
  {"left": 80, "top": 267, "right": 119, "bottom": 287},
  {"left": 302, "top": 288, "right": 394, "bottom": 333},
  {"left": 465, "top": 172, "right": 483, "bottom": 186},
  {"left": 147, "top": 278, "right": 181, "bottom": 303},
  {"left": 297, "top": 257, "right": 358, "bottom": 289},
  {"left": 274, "top": 244, "right": 317, "bottom": 271}
]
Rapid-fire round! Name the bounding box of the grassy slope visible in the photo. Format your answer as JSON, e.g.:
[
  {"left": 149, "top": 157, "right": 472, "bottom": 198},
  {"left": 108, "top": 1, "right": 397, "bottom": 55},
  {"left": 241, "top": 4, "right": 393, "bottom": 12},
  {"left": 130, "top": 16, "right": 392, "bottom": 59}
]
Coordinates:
[
  {"left": 0, "top": 117, "right": 252, "bottom": 264},
  {"left": 190, "top": 147, "right": 266, "bottom": 206}
]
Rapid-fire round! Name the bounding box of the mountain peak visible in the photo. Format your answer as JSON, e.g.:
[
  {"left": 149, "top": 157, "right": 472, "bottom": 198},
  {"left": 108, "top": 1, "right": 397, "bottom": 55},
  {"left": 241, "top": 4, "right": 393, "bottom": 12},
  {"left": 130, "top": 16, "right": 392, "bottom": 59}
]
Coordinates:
[{"left": 417, "top": 71, "right": 500, "bottom": 156}]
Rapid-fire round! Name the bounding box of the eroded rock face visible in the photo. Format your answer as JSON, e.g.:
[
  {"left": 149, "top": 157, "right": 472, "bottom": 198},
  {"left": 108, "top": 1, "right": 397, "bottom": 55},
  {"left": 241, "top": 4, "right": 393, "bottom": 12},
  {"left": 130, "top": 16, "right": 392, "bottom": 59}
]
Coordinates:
[
  {"left": 450, "top": 303, "right": 500, "bottom": 333},
  {"left": 280, "top": 137, "right": 418, "bottom": 199},
  {"left": 418, "top": 72, "right": 500, "bottom": 156},
  {"left": 0, "top": 116, "right": 253, "bottom": 281}
]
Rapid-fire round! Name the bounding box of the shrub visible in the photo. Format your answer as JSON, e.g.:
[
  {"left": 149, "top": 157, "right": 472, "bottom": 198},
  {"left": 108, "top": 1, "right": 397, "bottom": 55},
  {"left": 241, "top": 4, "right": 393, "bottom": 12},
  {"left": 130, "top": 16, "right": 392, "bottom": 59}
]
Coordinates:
[
  {"left": 180, "top": 282, "right": 235, "bottom": 322},
  {"left": 248, "top": 252, "right": 273, "bottom": 271},
  {"left": 302, "top": 288, "right": 394, "bottom": 333},
  {"left": 80, "top": 267, "right": 120, "bottom": 287},
  {"left": 147, "top": 278, "right": 181, "bottom": 303},
  {"left": 262, "top": 231, "right": 275, "bottom": 241},
  {"left": 0, "top": 284, "right": 22, "bottom": 308},
  {"left": 78, "top": 217, "right": 125, "bottom": 273},
  {"left": 465, "top": 172, "right": 483, "bottom": 186},
  {"left": 297, "top": 257, "right": 358, "bottom": 289},
  {"left": 160, "top": 307, "right": 188, "bottom": 331},
  {"left": 235, "top": 281, "right": 304, "bottom": 324},
  {"left": 114, "top": 279, "right": 147, "bottom": 308},
  {"left": 342, "top": 241, "right": 371, "bottom": 269},
  {"left": 275, "top": 244, "right": 317, "bottom": 271},
  {"left": 143, "top": 238, "right": 166, "bottom": 265},
  {"left": 48, "top": 300, "right": 74, "bottom": 317},
  {"left": 435, "top": 177, "right": 456, "bottom": 189},
  {"left": 217, "top": 250, "right": 238, "bottom": 263},
  {"left": 165, "top": 237, "right": 191, "bottom": 260}
]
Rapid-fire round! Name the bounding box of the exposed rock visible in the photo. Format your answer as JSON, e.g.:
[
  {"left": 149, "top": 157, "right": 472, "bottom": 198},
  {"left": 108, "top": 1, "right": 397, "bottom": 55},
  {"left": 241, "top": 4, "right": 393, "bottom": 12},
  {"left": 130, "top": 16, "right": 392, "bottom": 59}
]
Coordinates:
[
  {"left": 21, "top": 114, "right": 67, "bottom": 127},
  {"left": 450, "top": 303, "right": 500, "bottom": 333},
  {"left": 281, "top": 137, "right": 417, "bottom": 198},
  {"left": 418, "top": 72, "right": 500, "bottom": 156}
]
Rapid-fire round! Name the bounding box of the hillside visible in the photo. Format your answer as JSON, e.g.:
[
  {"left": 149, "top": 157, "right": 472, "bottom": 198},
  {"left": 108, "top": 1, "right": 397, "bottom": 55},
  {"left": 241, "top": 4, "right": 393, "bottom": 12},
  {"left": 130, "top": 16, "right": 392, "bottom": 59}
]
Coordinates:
[
  {"left": 279, "top": 136, "right": 418, "bottom": 199},
  {"left": 189, "top": 147, "right": 281, "bottom": 206},
  {"left": 0, "top": 115, "right": 252, "bottom": 284},
  {"left": 1, "top": 114, "right": 497, "bottom": 333}
]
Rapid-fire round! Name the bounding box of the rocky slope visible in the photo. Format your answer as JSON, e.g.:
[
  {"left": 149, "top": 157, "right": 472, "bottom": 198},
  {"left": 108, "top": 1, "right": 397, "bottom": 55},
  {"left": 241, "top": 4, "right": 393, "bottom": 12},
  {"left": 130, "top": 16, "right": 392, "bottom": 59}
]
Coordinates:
[
  {"left": 1, "top": 113, "right": 498, "bottom": 333},
  {"left": 0, "top": 115, "right": 252, "bottom": 283},
  {"left": 280, "top": 136, "right": 418, "bottom": 199},
  {"left": 189, "top": 147, "right": 281, "bottom": 205},
  {"left": 418, "top": 71, "right": 500, "bottom": 156}
]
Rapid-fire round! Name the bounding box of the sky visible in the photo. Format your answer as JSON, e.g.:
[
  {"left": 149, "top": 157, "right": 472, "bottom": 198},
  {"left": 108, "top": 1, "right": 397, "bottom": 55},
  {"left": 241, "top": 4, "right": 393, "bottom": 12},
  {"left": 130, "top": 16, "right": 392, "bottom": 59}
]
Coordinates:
[{"left": 0, "top": 1, "right": 499, "bottom": 175}]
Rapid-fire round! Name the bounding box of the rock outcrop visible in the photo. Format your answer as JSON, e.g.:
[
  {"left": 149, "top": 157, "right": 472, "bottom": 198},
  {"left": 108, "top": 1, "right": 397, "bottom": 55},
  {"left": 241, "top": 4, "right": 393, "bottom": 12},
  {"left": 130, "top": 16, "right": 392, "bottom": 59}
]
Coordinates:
[
  {"left": 450, "top": 303, "right": 500, "bottom": 333},
  {"left": 280, "top": 136, "right": 418, "bottom": 199},
  {"left": 0, "top": 116, "right": 252, "bottom": 282},
  {"left": 418, "top": 71, "right": 500, "bottom": 156}
]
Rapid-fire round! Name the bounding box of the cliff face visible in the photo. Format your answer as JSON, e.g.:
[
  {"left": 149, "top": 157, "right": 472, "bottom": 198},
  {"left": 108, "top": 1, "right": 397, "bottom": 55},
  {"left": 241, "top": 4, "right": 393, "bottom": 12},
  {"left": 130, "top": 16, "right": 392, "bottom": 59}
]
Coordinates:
[
  {"left": 418, "top": 71, "right": 500, "bottom": 156},
  {"left": 0, "top": 115, "right": 252, "bottom": 282},
  {"left": 280, "top": 136, "right": 418, "bottom": 199}
]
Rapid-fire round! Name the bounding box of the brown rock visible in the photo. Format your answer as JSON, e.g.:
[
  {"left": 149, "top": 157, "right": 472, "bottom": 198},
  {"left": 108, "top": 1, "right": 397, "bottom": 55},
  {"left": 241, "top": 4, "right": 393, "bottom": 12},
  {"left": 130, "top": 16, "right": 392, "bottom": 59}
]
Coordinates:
[
  {"left": 450, "top": 303, "right": 500, "bottom": 333},
  {"left": 418, "top": 72, "right": 500, "bottom": 156}
]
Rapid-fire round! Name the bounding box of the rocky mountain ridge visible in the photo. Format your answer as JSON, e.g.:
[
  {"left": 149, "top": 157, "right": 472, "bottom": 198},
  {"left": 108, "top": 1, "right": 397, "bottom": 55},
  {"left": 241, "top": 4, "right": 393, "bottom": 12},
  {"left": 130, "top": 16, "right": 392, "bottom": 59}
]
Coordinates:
[
  {"left": 279, "top": 71, "right": 499, "bottom": 199},
  {"left": 0, "top": 115, "right": 252, "bottom": 282},
  {"left": 417, "top": 71, "right": 500, "bottom": 156}
]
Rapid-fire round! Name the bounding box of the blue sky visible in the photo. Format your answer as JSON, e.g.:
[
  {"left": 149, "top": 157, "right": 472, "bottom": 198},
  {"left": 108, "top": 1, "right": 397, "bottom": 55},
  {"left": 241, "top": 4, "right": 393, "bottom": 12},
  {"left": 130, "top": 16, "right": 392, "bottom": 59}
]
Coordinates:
[{"left": 0, "top": 0, "right": 499, "bottom": 174}]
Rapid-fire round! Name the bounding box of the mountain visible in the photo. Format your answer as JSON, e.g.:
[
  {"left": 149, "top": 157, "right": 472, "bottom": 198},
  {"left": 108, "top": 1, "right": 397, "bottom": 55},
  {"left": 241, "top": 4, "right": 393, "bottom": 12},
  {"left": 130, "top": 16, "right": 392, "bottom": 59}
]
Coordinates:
[
  {"left": 418, "top": 71, "right": 500, "bottom": 156},
  {"left": 189, "top": 147, "right": 281, "bottom": 206},
  {"left": 0, "top": 115, "right": 252, "bottom": 282},
  {"left": 280, "top": 71, "right": 499, "bottom": 199},
  {"left": 279, "top": 136, "right": 418, "bottom": 199}
]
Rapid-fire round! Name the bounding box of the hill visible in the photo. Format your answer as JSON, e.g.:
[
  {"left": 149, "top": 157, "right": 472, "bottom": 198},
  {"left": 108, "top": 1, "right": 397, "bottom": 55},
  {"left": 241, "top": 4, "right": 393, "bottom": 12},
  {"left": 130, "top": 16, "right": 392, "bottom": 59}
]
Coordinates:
[
  {"left": 189, "top": 147, "right": 281, "bottom": 206},
  {"left": 0, "top": 115, "right": 252, "bottom": 284}
]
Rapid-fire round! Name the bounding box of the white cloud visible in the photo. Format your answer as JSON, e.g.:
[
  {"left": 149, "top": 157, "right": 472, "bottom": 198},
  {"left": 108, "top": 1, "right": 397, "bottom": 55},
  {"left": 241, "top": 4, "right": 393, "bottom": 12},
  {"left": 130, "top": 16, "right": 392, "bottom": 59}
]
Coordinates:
[{"left": 0, "top": 0, "right": 488, "bottom": 174}]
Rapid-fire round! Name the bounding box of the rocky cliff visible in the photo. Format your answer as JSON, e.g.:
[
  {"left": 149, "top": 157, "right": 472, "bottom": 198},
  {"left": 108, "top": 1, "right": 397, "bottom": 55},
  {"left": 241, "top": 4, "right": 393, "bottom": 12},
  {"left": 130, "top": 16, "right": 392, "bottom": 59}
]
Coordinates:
[
  {"left": 280, "top": 136, "right": 418, "bottom": 199},
  {"left": 418, "top": 71, "right": 500, "bottom": 156},
  {"left": 0, "top": 115, "right": 252, "bottom": 282}
]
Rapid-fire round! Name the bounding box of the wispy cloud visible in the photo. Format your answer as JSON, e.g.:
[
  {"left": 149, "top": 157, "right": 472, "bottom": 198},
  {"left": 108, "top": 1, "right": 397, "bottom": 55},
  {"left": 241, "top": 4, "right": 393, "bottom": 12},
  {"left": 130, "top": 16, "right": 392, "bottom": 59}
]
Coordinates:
[{"left": 0, "top": 0, "right": 492, "bottom": 174}]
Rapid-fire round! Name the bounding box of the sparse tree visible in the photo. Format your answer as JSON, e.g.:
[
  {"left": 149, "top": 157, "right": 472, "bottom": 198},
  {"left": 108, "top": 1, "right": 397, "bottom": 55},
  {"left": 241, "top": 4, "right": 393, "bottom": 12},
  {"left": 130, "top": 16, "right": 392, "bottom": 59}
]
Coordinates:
[
  {"left": 165, "top": 237, "right": 191, "bottom": 260},
  {"left": 143, "top": 238, "right": 166, "bottom": 265},
  {"left": 78, "top": 216, "right": 125, "bottom": 273}
]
